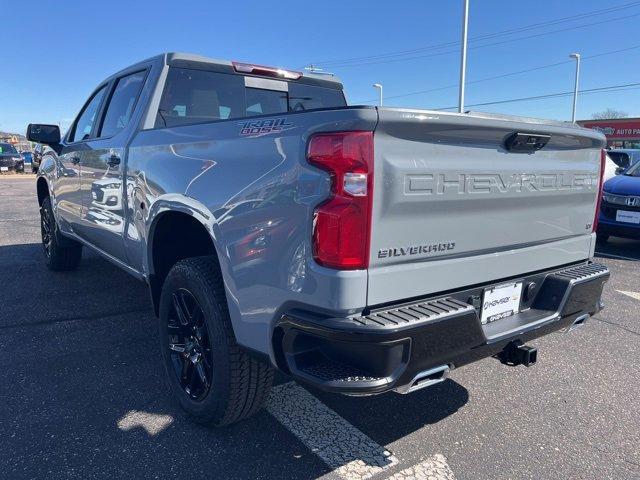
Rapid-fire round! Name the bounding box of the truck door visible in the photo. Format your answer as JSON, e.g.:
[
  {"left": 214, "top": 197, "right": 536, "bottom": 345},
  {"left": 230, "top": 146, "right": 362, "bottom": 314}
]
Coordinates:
[
  {"left": 55, "top": 85, "right": 108, "bottom": 235},
  {"left": 76, "top": 70, "right": 147, "bottom": 262}
]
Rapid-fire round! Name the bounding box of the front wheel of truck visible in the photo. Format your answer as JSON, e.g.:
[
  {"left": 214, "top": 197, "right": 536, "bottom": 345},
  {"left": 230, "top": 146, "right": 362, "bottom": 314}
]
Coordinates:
[
  {"left": 40, "top": 196, "right": 82, "bottom": 271},
  {"left": 159, "top": 256, "right": 274, "bottom": 426}
]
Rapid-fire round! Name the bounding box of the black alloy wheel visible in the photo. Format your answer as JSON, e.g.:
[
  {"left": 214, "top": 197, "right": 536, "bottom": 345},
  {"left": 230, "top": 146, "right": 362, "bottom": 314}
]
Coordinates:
[
  {"left": 167, "top": 288, "right": 214, "bottom": 401},
  {"left": 39, "top": 196, "right": 82, "bottom": 271},
  {"left": 40, "top": 203, "right": 53, "bottom": 259},
  {"left": 159, "top": 256, "right": 274, "bottom": 426}
]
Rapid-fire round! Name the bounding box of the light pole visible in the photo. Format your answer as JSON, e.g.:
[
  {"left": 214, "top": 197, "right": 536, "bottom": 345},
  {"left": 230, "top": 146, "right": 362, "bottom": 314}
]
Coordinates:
[
  {"left": 570, "top": 53, "right": 581, "bottom": 123},
  {"left": 373, "top": 83, "right": 383, "bottom": 106},
  {"left": 458, "top": 0, "right": 470, "bottom": 113}
]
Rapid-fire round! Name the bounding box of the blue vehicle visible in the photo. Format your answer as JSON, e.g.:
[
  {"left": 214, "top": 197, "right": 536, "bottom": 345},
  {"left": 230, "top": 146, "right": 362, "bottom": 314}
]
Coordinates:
[
  {"left": 21, "top": 151, "right": 33, "bottom": 168},
  {"left": 598, "top": 161, "right": 640, "bottom": 241}
]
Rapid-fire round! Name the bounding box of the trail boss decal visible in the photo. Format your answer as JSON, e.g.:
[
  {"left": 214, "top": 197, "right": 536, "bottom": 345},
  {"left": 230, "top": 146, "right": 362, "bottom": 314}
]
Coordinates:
[{"left": 239, "top": 118, "right": 294, "bottom": 137}]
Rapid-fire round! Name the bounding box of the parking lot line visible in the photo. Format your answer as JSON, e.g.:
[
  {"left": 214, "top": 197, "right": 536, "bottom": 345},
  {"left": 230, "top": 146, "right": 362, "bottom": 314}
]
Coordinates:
[
  {"left": 385, "top": 455, "right": 455, "bottom": 480},
  {"left": 617, "top": 290, "right": 640, "bottom": 301},
  {"left": 267, "top": 382, "right": 399, "bottom": 480}
]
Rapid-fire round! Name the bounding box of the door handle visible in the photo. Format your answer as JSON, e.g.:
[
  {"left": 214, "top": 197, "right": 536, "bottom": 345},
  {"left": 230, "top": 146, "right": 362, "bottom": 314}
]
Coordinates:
[{"left": 107, "top": 154, "right": 121, "bottom": 167}]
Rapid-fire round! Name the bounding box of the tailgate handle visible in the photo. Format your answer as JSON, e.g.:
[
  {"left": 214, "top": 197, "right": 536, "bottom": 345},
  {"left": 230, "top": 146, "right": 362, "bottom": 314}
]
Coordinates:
[{"left": 504, "top": 132, "right": 550, "bottom": 153}]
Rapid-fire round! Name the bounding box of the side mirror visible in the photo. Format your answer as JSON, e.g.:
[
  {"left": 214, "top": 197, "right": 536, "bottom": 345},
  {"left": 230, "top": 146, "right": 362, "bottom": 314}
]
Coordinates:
[
  {"left": 615, "top": 167, "right": 625, "bottom": 175},
  {"left": 26, "top": 124, "right": 61, "bottom": 145}
]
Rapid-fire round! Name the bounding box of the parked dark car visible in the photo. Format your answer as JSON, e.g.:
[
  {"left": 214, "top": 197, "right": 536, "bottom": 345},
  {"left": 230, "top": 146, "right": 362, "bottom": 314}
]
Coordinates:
[
  {"left": 0, "top": 143, "right": 24, "bottom": 173},
  {"left": 31, "top": 143, "right": 47, "bottom": 173},
  {"left": 598, "top": 160, "right": 640, "bottom": 241}
]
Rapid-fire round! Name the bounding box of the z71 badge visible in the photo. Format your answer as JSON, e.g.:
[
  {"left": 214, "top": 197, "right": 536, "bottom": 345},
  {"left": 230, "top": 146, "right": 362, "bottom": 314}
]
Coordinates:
[{"left": 239, "top": 118, "right": 294, "bottom": 137}]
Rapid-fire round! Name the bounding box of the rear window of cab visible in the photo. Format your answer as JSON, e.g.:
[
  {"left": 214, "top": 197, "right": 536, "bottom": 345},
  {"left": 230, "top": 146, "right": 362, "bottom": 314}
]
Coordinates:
[{"left": 155, "top": 67, "right": 346, "bottom": 128}]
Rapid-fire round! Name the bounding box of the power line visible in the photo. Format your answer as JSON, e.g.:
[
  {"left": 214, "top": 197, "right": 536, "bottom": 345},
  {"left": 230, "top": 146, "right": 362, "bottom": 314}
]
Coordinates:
[
  {"left": 318, "top": 1, "right": 640, "bottom": 66},
  {"left": 430, "top": 81, "right": 640, "bottom": 111},
  {"left": 325, "top": 11, "right": 640, "bottom": 69},
  {"left": 352, "top": 44, "right": 640, "bottom": 104},
  {"left": 353, "top": 60, "right": 570, "bottom": 103},
  {"left": 311, "top": 1, "right": 640, "bottom": 67}
]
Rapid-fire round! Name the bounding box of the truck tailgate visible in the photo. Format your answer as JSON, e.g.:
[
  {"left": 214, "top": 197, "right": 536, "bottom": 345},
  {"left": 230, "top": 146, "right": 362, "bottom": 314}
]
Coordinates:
[{"left": 368, "top": 108, "right": 605, "bottom": 305}]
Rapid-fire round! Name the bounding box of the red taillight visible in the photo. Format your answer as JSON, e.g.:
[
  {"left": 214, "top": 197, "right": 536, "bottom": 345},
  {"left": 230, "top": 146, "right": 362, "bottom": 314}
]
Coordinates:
[
  {"left": 308, "top": 131, "right": 374, "bottom": 269},
  {"left": 232, "top": 61, "right": 302, "bottom": 80},
  {"left": 593, "top": 148, "right": 607, "bottom": 232}
]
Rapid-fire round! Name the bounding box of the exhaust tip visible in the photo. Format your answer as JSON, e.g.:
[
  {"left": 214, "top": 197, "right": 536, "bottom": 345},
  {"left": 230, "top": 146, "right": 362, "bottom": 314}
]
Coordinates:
[
  {"left": 563, "top": 313, "right": 590, "bottom": 333},
  {"left": 395, "top": 365, "right": 450, "bottom": 394}
]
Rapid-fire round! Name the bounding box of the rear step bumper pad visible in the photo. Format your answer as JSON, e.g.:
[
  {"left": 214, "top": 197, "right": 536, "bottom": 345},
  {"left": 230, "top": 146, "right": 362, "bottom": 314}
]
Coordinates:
[{"left": 276, "top": 262, "right": 609, "bottom": 395}]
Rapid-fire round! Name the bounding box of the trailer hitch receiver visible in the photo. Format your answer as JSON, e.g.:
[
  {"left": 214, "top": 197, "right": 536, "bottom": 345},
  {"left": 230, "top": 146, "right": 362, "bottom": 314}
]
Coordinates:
[{"left": 498, "top": 340, "right": 538, "bottom": 367}]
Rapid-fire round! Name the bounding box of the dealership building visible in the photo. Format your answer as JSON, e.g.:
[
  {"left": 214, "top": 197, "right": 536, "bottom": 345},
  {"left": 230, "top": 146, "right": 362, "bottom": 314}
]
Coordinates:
[{"left": 577, "top": 117, "right": 640, "bottom": 149}]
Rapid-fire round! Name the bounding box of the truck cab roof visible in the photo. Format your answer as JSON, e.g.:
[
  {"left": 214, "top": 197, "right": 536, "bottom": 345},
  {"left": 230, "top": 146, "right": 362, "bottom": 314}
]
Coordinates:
[{"left": 115, "top": 52, "right": 343, "bottom": 90}]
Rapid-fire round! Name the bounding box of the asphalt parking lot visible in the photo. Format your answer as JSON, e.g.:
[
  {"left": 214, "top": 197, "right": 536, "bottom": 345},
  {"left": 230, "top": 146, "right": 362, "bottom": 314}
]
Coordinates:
[{"left": 1, "top": 175, "right": 638, "bottom": 480}]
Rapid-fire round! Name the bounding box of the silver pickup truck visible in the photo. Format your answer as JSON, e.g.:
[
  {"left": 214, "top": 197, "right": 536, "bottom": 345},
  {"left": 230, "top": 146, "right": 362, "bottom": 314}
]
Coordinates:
[{"left": 28, "top": 52, "right": 610, "bottom": 426}]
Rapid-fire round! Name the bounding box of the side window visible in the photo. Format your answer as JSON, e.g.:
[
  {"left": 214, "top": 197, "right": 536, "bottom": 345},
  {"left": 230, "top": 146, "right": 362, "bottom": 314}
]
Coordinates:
[
  {"left": 70, "top": 86, "right": 107, "bottom": 143},
  {"left": 245, "top": 88, "right": 288, "bottom": 116},
  {"left": 155, "top": 68, "right": 244, "bottom": 128},
  {"left": 99, "top": 70, "right": 147, "bottom": 137}
]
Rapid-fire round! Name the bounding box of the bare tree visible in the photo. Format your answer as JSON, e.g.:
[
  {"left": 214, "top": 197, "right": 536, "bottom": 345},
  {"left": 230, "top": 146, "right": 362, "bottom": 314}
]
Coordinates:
[{"left": 591, "top": 108, "right": 629, "bottom": 119}]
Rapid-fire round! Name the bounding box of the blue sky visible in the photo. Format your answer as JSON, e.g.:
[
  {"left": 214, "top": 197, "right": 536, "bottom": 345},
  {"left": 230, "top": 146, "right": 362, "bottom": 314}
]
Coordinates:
[{"left": 1, "top": 0, "right": 639, "bottom": 135}]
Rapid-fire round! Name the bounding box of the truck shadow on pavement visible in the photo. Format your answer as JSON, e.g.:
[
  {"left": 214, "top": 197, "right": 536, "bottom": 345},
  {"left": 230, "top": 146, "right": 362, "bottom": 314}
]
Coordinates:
[
  {"left": 594, "top": 236, "right": 640, "bottom": 260},
  {"left": 0, "top": 242, "right": 469, "bottom": 479}
]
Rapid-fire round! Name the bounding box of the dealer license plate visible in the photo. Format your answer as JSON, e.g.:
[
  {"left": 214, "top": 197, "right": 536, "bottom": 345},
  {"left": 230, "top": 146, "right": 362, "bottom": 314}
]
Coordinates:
[
  {"left": 616, "top": 210, "right": 640, "bottom": 224},
  {"left": 0, "top": 167, "right": 8, "bottom": 172},
  {"left": 481, "top": 282, "right": 523, "bottom": 324}
]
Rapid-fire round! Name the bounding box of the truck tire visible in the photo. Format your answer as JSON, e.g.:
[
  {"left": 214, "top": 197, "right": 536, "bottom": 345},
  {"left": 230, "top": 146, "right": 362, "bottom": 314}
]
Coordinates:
[
  {"left": 40, "top": 196, "right": 82, "bottom": 271},
  {"left": 158, "top": 256, "right": 274, "bottom": 426}
]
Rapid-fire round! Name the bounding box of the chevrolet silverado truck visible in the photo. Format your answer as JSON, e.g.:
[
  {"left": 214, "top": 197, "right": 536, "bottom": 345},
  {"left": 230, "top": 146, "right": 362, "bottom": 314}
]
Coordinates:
[{"left": 28, "top": 53, "right": 610, "bottom": 426}]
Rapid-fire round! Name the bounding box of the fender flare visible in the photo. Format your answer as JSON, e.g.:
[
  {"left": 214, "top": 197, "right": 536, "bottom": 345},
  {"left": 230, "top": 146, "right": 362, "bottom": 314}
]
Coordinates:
[
  {"left": 144, "top": 193, "right": 224, "bottom": 275},
  {"left": 144, "top": 194, "right": 234, "bottom": 318}
]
